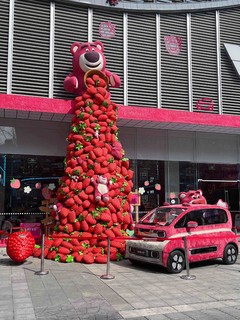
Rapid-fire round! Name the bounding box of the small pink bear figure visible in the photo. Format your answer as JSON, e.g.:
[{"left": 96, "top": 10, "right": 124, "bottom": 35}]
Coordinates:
[
  {"left": 91, "top": 175, "right": 112, "bottom": 203},
  {"left": 64, "top": 40, "right": 121, "bottom": 96},
  {"left": 111, "top": 141, "right": 123, "bottom": 160}
]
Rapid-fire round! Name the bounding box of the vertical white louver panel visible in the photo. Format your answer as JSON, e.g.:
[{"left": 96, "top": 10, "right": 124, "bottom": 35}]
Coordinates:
[
  {"left": 220, "top": 8, "right": 240, "bottom": 115},
  {"left": 191, "top": 12, "right": 219, "bottom": 114},
  {"left": 128, "top": 14, "right": 157, "bottom": 108},
  {"left": 92, "top": 9, "right": 124, "bottom": 105},
  {"left": 160, "top": 14, "right": 188, "bottom": 111},
  {"left": 0, "top": 0, "right": 10, "bottom": 94},
  {"left": 12, "top": 0, "right": 50, "bottom": 97},
  {"left": 54, "top": 2, "right": 88, "bottom": 100}
]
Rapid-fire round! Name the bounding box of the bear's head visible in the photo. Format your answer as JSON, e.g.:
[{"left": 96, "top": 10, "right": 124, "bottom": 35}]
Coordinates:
[
  {"left": 70, "top": 41, "right": 106, "bottom": 74},
  {"left": 178, "top": 189, "right": 207, "bottom": 205},
  {"left": 97, "top": 175, "right": 108, "bottom": 185}
]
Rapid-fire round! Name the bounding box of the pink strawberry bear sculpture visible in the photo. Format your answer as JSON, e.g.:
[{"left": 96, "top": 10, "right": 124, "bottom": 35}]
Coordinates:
[
  {"left": 64, "top": 41, "right": 121, "bottom": 96},
  {"left": 178, "top": 189, "right": 207, "bottom": 205}
]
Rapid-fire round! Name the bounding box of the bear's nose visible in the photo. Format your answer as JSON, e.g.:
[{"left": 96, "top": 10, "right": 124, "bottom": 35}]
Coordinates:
[{"left": 85, "top": 51, "right": 100, "bottom": 63}]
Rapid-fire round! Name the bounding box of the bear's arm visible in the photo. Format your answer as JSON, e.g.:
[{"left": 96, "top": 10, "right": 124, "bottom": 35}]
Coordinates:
[
  {"left": 104, "top": 69, "right": 121, "bottom": 88},
  {"left": 64, "top": 73, "right": 78, "bottom": 92}
]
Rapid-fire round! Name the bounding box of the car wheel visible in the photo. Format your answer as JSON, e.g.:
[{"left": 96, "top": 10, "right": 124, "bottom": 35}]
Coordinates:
[
  {"left": 167, "top": 250, "right": 185, "bottom": 274},
  {"left": 223, "top": 244, "right": 238, "bottom": 265}
]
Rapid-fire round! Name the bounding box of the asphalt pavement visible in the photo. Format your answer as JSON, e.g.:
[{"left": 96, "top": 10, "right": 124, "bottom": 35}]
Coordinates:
[{"left": 1, "top": 247, "right": 240, "bottom": 320}]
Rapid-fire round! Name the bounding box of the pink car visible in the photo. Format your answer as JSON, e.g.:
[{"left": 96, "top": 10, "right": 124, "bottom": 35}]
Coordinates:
[{"left": 125, "top": 204, "right": 239, "bottom": 273}]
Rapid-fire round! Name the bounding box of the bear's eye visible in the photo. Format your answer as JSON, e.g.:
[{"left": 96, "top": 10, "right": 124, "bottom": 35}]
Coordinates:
[
  {"left": 86, "top": 49, "right": 89, "bottom": 52},
  {"left": 197, "top": 195, "right": 200, "bottom": 198},
  {"left": 192, "top": 195, "right": 197, "bottom": 199},
  {"left": 91, "top": 48, "right": 95, "bottom": 51}
]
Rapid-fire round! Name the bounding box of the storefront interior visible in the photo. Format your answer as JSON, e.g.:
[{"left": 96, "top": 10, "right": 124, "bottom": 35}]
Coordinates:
[{"left": 0, "top": 154, "right": 239, "bottom": 226}]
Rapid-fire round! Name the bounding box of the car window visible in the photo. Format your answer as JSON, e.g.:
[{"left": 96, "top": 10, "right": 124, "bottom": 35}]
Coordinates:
[
  {"left": 175, "top": 208, "right": 228, "bottom": 228},
  {"left": 175, "top": 215, "right": 187, "bottom": 228},
  {"left": 203, "top": 209, "right": 227, "bottom": 225},
  {"left": 175, "top": 210, "right": 205, "bottom": 228},
  {"left": 141, "top": 207, "right": 185, "bottom": 226},
  {"left": 189, "top": 210, "right": 205, "bottom": 226}
]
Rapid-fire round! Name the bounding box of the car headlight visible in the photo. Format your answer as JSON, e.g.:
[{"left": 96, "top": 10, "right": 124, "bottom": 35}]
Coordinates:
[{"left": 157, "top": 231, "right": 166, "bottom": 238}]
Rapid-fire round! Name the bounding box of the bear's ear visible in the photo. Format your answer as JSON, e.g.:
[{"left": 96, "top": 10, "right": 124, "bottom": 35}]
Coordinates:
[
  {"left": 94, "top": 40, "right": 104, "bottom": 52},
  {"left": 70, "top": 42, "right": 81, "bottom": 55},
  {"left": 196, "top": 189, "right": 203, "bottom": 196},
  {"left": 179, "top": 192, "right": 186, "bottom": 200}
]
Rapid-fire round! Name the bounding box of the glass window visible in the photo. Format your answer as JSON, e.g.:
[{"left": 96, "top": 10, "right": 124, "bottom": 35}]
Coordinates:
[
  {"left": 3, "top": 154, "right": 64, "bottom": 213},
  {"left": 137, "top": 160, "right": 165, "bottom": 213},
  {"left": 141, "top": 207, "right": 186, "bottom": 226},
  {"left": 175, "top": 209, "right": 205, "bottom": 228},
  {"left": 203, "top": 209, "right": 227, "bottom": 225}
]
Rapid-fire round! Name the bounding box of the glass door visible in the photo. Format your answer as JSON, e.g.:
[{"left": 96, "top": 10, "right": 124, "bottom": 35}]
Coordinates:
[{"left": 197, "top": 163, "right": 239, "bottom": 212}]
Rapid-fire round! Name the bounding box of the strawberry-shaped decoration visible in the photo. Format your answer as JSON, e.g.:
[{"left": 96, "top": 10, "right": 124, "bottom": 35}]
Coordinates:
[
  {"left": 10, "top": 178, "right": 21, "bottom": 189},
  {"left": 7, "top": 231, "right": 35, "bottom": 263},
  {"left": 33, "top": 48, "right": 134, "bottom": 264},
  {"left": 42, "top": 187, "right": 52, "bottom": 200},
  {"left": 155, "top": 184, "right": 161, "bottom": 191},
  {"left": 35, "top": 182, "right": 42, "bottom": 189}
]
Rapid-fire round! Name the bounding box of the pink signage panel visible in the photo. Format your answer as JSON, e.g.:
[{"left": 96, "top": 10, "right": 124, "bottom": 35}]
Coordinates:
[{"left": 20, "top": 222, "right": 41, "bottom": 240}]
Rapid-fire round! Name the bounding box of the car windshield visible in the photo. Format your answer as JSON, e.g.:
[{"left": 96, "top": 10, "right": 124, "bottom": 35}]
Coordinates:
[{"left": 140, "top": 207, "right": 186, "bottom": 226}]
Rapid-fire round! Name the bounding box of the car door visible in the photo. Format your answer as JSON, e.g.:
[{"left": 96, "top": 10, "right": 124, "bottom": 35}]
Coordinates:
[{"left": 174, "top": 209, "right": 225, "bottom": 263}]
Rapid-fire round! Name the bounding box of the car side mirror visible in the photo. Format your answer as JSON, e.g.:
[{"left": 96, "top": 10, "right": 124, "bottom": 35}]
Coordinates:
[{"left": 187, "top": 221, "right": 198, "bottom": 230}]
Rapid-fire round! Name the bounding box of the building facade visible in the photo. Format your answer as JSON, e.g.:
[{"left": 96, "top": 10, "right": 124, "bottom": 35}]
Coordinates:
[{"left": 1, "top": 0, "right": 240, "bottom": 221}]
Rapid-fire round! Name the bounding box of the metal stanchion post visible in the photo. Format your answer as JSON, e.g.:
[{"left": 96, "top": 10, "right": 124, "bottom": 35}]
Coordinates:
[
  {"left": 181, "top": 236, "right": 196, "bottom": 280},
  {"left": 100, "top": 237, "right": 115, "bottom": 280},
  {"left": 35, "top": 233, "right": 49, "bottom": 276}
]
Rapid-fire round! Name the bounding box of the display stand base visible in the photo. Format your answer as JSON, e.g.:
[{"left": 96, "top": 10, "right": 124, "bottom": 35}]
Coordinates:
[
  {"left": 181, "top": 275, "right": 196, "bottom": 280},
  {"left": 100, "top": 274, "right": 115, "bottom": 280},
  {"left": 35, "top": 270, "right": 49, "bottom": 276}
]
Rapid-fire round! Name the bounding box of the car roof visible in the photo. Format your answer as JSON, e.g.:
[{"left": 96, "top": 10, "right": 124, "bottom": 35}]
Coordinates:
[{"left": 160, "top": 204, "right": 227, "bottom": 210}]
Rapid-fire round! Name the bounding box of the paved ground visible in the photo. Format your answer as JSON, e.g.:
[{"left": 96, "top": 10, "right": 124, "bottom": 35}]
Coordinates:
[{"left": 1, "top": 247, "right": 240, "bottom": 320}]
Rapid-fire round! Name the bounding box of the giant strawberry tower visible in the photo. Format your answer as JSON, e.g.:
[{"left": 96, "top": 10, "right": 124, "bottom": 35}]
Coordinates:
[{"left": 33, "top": 68, "right": 134, "bottom": 264}]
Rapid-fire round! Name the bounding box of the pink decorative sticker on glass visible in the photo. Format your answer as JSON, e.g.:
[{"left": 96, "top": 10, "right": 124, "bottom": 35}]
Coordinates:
[
  {"left": 155, "top": 184, "right": 161, "bottom": 191},
  {"left": 164, "top": 35, "right": 182, "bottom": 56},
  {"left": 196, "top": 98, "right": 214, "bottom": 111},
  {"left": 99, "top": 21, "right": 116, "bottom": 39},
  {"left": 10, "top": 178, "right": 20, "bottom": 189}
]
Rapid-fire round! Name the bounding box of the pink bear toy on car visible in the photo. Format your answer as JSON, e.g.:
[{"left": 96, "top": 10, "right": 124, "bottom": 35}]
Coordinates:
[
  {"left": 64, "top": 40, "right": 121, "bottom": 95},
  {"left": 178, "top": 189, "right": 207, "bottom": 205}
]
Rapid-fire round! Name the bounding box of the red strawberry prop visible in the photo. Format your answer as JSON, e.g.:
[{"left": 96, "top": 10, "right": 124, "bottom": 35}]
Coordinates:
[
  {"left": 7, "top": 231, "right": 35, "bottom": 263},
  {"left": 82, "top": 252, "right": 95, "bottom": 264},
  {"left": 95, "top": 254, "right": 108, "bottom": 264}
]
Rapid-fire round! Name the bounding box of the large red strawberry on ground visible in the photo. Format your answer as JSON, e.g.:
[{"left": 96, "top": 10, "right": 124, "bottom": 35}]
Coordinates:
[
  {"left": 7, "top": 231, "right": 35, "bottom": 263},
  {"left": 33, "top": 65, "right": 134, "bottom": 264}
]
